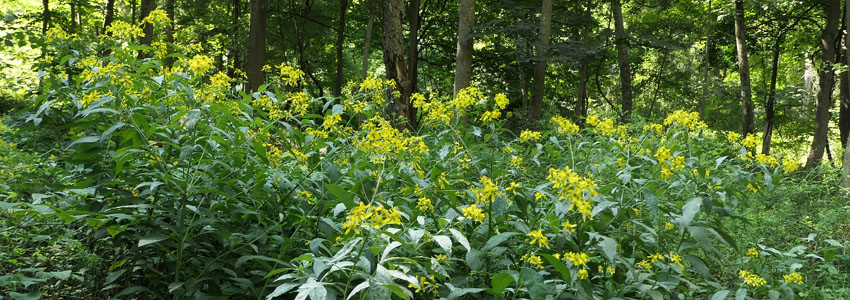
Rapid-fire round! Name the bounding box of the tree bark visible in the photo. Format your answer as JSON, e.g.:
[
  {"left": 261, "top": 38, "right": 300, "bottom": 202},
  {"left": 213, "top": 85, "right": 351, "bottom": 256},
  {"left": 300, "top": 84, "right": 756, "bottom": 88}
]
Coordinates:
[
  {"left": 69, "top": 1, "right": 76, "bottom": 33},
  {"left": 333, "top": 0, "right": 348, "bottom": 97},
  {"left": 612, "top": 0, "right": 632, "bottom": 122},
  {"left": 361, "top": 0, "right": 375, "bottom": 79},
  {"left": 576, "top": 0, "right": 592, "bottom": 124},
  {"left": 453, "top": 0, "right": 475, "bottom": 97},
  {"left": 841, "top": 0, "right": 850, "bottom": 148},
  {"left": 228, "top": 0, "right": 241, "bottom": 78},
  {"left": 131, "top": 0, "right": 137, "bottom": 25},
  {"left": 246, "top": 0, "right": 269, "bottom": 92},
  {"left": 139, "top": 0, "right": 156, "bottom": 46},
  {"left": 102, "top": 0, "right": 115, "bottom": 34},
  {"left": 699, "top": 0, "right": 712, "bottom": 120},
  {"left": 407, "top": 0, "right": 421, "bottom": 97},
  {"left": 42, "top": 0, "right": 49, "bottom": 34},
  {"left": 382, "top": 0, "right": 416, "bottom": 130},
  {"left": 762, "top": 39, "right": 780, "bottom": 155},
  {"left": 805, "top": 0, "right": 842, "bottom": 169},
  {"left": 166, "top": 0, "right": 175, "bottom": 43},
  {"left": 530, "top": 0, "right": 552, "bottom": 121},
  {"left": 734, "top": 0, "right": 754, "bottom": 136}
]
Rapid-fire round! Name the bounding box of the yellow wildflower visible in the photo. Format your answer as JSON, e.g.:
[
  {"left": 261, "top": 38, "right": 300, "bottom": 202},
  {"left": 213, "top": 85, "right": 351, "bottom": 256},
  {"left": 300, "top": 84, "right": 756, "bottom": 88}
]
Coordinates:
[
  {"left": 526, "top": 229, "right": 550, "bottom": 249},
  {"left": 739, "top": 270, "right": 767, "bottom": 287},
  {"left": 462, "top": 204, "right": 485, "bottom": 223},
  {"left": 783, "top": 272, "right": 804, "bottom": 285}
]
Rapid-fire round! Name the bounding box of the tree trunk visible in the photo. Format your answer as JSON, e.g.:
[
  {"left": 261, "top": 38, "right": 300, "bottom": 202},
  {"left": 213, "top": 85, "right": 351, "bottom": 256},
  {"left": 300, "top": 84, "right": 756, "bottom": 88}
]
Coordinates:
[
  {"left": 407, "top": 0, "right": 421, "bottom": 97},
  {"left": 228, "top": 0, "right": 241, "bottom": 78},
  {"left": 246, "top": 0, "right": 268, "bottom": 92},
  {"left": 42, "top": 0, "right": 49, "bottom": 34},
  {"left": 518, "top": 52, "right": 528, "bottom": 108},
  {"left": 333, "top": 0, "right": 348, "bottom": 97},
  {"left": 576, "top": 0, "right": 592, "bottom": 124},
  {"left": 131, "top": 0, "right": 137, "bottom": 25},
  {"left": 139, "top": 0, "right": 156, "bottom": 46},
  {"left": 69, "top": 2, "right": 76, "bottom": 33},
  {"left": 699, "top": 0, "right": 712, "bottom": 120},
  {"left": 453, "top": 0, "right": 475, "bottom": 97},
  {"left": 530, "top": 0, "right": 552, "bottom": 121},
  {"left": 762, "top": 39, "right": 780, "bottom": 155},
  {"left": 841, "top": 0, "right": 850, "bottom": 148},
  {"left": 102, "top": 0, "right": 115, "bottom": 34},
  {"left": 805, "top": 0, "right": 842, "bottom": 169},
  {"left": 382, "top": 0, "right": 416, "bottom": 130},
  {"left": 612, "top": 0, "right": 632, "bottom": 122},
  {"left": 734, "top": 0, "right": 754, "bottom": 136},
  {"left": 166, "top": 0, "right": 175, "bottom": 43},
  {"left": 361, "top": 0, "right": 375, "bottom": 79}
]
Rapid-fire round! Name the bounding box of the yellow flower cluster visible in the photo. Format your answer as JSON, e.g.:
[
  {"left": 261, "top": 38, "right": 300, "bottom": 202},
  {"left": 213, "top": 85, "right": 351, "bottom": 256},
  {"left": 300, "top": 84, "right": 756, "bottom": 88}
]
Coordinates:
[
  {"left": 590, "top": 117, "right": 625, "bottom": 137},
  {"left": 416, "top": 197, "right": 434, "bottom": 212},
  {"left": 746, "top": 247, "right": 759, "bottom": 258},
  {"left": 577, "top": 268, "right": 589, "bottom": 280},
  {"left": 562, "top": 220, "right": 577, "bottom": 233},
  {"left": 755, "top": 153, "right": 779, "bottom": 167},
  {"left": 663, "top": 110, "right": 706, "bottom": 131},
  {"left": 509, "top": 155, "right": 523, "bottom": 167},
  {"left": 413, "top": 93, "right": 453, "bottom": 125},
  {"left": 44, "top": 27, "right": 68, "bottom": 43},
  {"left": 520, "top": 253, "right": 544, "bottom": 269},
  {"left": 341, "top": 202, "right": 403, "bottom": 234},
  {"left": 408, "top": 275, "right": 438, "bottom": 296},
  {"left": 278, "top": 64, "right": 304, "bottom": 87},
  {"left": 480, "top": 93, "right": 509, "bottom": 123},
  {"left": 668, "top": 252, "right": 684, "bottom": 269},
  {"left": 741, "top": 134, "right": 757, "bottom": 149},
  {"left": 547, "top": 167, "right": 598, "bottom": 218},
  {"left": 81, "top": 90, "right": 102, "bottom": 107},
  {"left": 520, "top": 130, "right": 542, "bottom": 143},
  {"left": 451, "top": 87, "right": 483, "bottom": 112},
  {"left": 526, "top": 229, "right": 549, "bottom": 249},
  {"left": 142, "top": 9, "right": 171, "bottom": 26},
  {"left": 563, "top": 252, "right": 590, "bottom": 266},
  {"left": 726, "top": 131, "right": 741, "bottom": 143},
  {"left": 747, "top": 183, "right": 759, "bottom": 193},
  {"left": 186, "top": 55, "right": 214, "bottom": 76},
  {"left": 643, "top": 123, "right": 663, "bottom": 135},
  {"left": 782, "top": 157, "right": 799, "bottom": 173},
  {"left": 550, "top": 116, "right": 579, "bottom": 135},
  {"left": 472, "top": 176, "right": 500, "bottom": 204},
  {"left": 739, "top": 270, "right": 767, "bottom": 287},
  {"left": 462, "top": 204, "right": 485, "bottom": 223},
  {"left": 783, "top": 272, "right": 804, "bottom": 284}
]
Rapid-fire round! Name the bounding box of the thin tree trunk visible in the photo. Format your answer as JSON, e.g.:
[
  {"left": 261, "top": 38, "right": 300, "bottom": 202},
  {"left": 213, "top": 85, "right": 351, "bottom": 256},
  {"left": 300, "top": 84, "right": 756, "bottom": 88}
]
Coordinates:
[
  {"left": 576, "top": 0, "right": 592, "bottom": 124},
  {"left": 131, "top": 0, "right": 137, "bottom": 25},
  {"left": 700, "top": 0, "right": 712, "bottom": 119},
  {"left": 518, "top": 52, "right": 528, "bottom": 108},
  {"left": 382, "top": 0, "right": 416, "bottom": 130},
  {"left": 612, "top": 0, "right": 632, "bottom": 122},
  {"left": 229, "top": 0, "right": 241, "bottom": 78},
  {"left": 361, "top": 0, "right": 375, "bottom": 79},
  {"left": 69, "top": 2, "right": 76, "bottom": 33},
  {"left": 139, "top": 0, "right": 156, "bottom": 46},
  {"left": 734, "top": 0, "right": 754, "bottom": 136},
  {"left": 841, "top": 0, "right": 850, "bottom": 148},
  {"left": 806, "top": 0, "right": 841, "bottom": 169},
  {"left": 102, "top": 0, "right": 115, "bottom": 34},
  {"left": 164, "top": 0, "right": 176, "bottom": 65},
  {"left": 246, "top": 0, "right": 269, "bottom": 92},
  {"left": 333, "top": 0, "right": 348, "bottom": 97},
  {"left": 407, "top": 0, "right": 421, "bottom": 97},
  {"left": 42, "top": 0, "right": 49, "bottom": 34},
  {"left": 762, "top": 39, "right": 780, "bottom": 155},
  {"left": 453, "top": 0, "right": 475, "bottom": 97},
  {"left": 530, "top": 0, "right": 552, "bottom": 121}
]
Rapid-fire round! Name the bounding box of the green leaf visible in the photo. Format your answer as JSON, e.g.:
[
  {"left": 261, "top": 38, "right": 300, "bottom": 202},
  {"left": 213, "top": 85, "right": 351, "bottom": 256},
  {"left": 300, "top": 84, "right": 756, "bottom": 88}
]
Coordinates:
[
  {"left": 138, "top": 233, "right": 169, "bottom": 247},
  {"left": 674, "top": 197, "right": 702, "bottom": 231},
  {"left": 540, "top": 254, "right": 571, "bottom": 282},
  {"left": 491, "top": 272, "right": 514, "bottom": 295},
  {"left": 9, "top": 291, "right": 40, "bottom": 300},
  {"left": 383, "top": 284, "right": 409, "bottom": 300},
  {"left": 768, "top": 290, "right": 780, "bottom": 300},
  {"left": 647, "top": 290, "right": 663, "bottom": 300},
  {"left": 433, "top": 235, "right": 452, "bottom": 254},
  {"left": 325, "top": 183, "right": 355, "bottom": 208},
  {"left": 735, "top": 288, "right": 748, "bottom": 300},
  {"left": 711, "top": 290, "right": 730, "bottom": 300},
  {"left": 481, "top": 232, "right": 520, "bottom": 252},
  {"left": 449, "top": 228, "right": 471, "bottom": 253},
  {"left": 598, "top": 236, "right": 618, "bottom": 262}
]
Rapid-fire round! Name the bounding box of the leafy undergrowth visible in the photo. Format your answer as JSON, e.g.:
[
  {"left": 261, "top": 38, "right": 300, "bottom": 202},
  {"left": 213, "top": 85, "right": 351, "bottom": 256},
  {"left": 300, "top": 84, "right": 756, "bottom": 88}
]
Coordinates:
[{"left": 1, "top": 17, "right": 848, "bottom": 300}]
